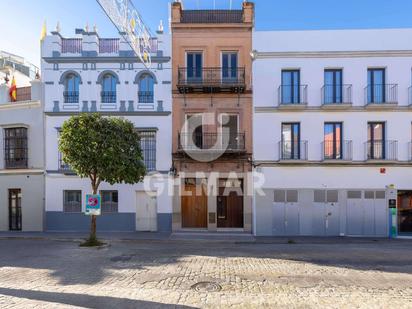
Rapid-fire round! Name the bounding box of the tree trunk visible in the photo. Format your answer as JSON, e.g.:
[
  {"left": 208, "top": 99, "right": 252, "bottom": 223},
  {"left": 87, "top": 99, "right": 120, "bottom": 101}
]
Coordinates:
[
  {"left": 90, "top": 215, "right": 97, "bottom": 240},
  {"left": 89, "top": 178, "right": 98, "bottom": 241}
]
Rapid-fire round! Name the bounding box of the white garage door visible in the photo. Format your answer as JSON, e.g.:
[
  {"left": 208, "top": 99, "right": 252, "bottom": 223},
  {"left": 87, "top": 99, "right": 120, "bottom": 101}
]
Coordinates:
[
  {"left": 273, "top": 190, "right": 299, "bottom": 236},
  {"left": 346, "top": 190, "right": 387, "bottom": 236},
  {"left": 313, "top": 190, "right": 340, "bottom": 236}
]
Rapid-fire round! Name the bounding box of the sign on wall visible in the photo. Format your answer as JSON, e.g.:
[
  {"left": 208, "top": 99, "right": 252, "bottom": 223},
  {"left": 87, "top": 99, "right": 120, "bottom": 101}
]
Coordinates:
[
  {"left": 96, "top": 0, "right": 153, "bottom": 68},
  {"left": 85, "top": 194, "right": 101, "bottom": 216}
]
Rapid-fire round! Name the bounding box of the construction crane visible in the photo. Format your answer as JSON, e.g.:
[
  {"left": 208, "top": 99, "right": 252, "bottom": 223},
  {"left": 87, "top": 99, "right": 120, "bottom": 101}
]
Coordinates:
[{"left": 96, "top": 0, "right": 154, "bottom": 68}]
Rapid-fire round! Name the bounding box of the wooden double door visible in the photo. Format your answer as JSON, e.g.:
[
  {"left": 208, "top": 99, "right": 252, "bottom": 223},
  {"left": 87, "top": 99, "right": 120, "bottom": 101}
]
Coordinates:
[
  {"left": 181, "top": 178, "right": 244, "bottom": 229},
  {"left": 217, "top": 179, "right": 244, "bottom": 228},
  {"left": 181, "top": 179, "right": 208, "bottom": 228}
]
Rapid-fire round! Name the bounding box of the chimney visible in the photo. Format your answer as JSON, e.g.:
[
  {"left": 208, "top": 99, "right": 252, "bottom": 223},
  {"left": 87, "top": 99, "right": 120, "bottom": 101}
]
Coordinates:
[
  {"left": 242, "top": 1, "right": 255, "bottom": 25},
  {"left": 171, "top": 1, "right": 182, "bottom": 24}
]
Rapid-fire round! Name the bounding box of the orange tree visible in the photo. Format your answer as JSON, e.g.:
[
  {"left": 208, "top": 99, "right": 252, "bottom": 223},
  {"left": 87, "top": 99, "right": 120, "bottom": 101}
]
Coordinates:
[{"left": 59, "top": 113, "right": 146, "bottom": 245}]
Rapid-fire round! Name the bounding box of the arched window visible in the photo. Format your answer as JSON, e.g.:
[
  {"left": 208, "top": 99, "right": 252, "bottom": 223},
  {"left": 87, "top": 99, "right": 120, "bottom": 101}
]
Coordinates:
[
  {"left": 64, "top": 73, "right": 80, "bottom": 103},
  {"left": 101, "top": 73, "right": 117, "bottom": 103},
  {"left": 138, "top": 74, "right": 154, "bottom": 103}
]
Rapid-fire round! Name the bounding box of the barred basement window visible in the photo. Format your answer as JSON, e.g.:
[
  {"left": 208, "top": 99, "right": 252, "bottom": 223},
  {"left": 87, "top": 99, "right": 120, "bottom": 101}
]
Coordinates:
[
  {"left": 63, "top": 190, "right": 82, "bottom": 213},
  {"left": 4, "top": 127, "right": 28, "bottom": 169},
  {"left": 139, "top": 131, "right": 156, "bottom": 172},
  {"left": 101, "top": 190, "right": 118, "bottom": 213}
]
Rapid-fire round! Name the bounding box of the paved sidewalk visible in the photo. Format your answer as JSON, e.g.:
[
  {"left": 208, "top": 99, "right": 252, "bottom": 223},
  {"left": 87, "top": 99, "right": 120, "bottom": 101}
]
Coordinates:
[{"left": 0, "top": 237, "right": 412, "bottom": 308}]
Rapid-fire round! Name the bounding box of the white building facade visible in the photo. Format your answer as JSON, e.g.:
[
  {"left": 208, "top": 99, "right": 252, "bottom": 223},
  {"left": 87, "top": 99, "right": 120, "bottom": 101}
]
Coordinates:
[
  {"left": 41, "top": 27, "right": 173, "bottom": 232},
  {"left": 253, "top": 29, "right": 412, "bottom": 237},
  {"left": 0, "top": 54, "right": 44, "bottom": 231}
]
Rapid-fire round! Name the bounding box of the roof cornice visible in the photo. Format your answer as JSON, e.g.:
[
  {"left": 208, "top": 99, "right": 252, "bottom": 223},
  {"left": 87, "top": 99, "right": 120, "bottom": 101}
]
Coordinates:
[{"left": 255, "top": 50, "right": 412, "bottom": 59}]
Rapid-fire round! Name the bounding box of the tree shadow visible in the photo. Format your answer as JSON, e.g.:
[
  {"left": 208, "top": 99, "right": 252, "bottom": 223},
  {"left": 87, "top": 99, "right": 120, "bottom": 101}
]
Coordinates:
[
  {"left": 0, "top": 287, "right": 197, "bottom": 309},
  {"left": 0, "top": 237, "right": 412, "bottom": 288}
]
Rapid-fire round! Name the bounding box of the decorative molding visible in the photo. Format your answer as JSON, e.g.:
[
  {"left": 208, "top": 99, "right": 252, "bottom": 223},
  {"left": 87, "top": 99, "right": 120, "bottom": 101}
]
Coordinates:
[
  {"left": 255, "top": 105, "right": 412, "bottom": 113},
  {"left": 134, "top": 70, "right": 158, "bottom": 84},
  {"left": 58, "top": 70, "right": 83, "bottom": 85},
  {"left": 43, "top": 55, "right": 171, "bottom": 64},
  {"left": 255, "top": 160, "right": 412, "bottom": 167},
  {"left": 0, "top": 169, "right": 44, "bottom": 175},
  {"left": 96, "top": 70, "right": 120, "bottom": 84},
  {"left": 135, "top": 127, "right": 159, "bottom": 132},
  {"left": 0, "top": 123, "right": 30, "bottom": 129},
  {"left": 255, "top": 50, "right": 412, "bottom": 59},
  {"left": 0, "top": 101, "right": 41, "bottom": 110},
  {"left": 45, "top": 111, "right": 171, "bottom": 116}
]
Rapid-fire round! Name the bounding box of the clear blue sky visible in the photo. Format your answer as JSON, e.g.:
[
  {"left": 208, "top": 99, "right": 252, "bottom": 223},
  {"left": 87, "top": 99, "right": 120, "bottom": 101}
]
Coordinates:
[{"left": 1, "top": 0, "right": 412, "bottom": 67}]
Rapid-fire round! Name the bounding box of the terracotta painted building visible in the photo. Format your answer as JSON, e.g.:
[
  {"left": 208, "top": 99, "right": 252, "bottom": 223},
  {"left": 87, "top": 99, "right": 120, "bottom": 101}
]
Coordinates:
[{"left": 171, "top": 1, "right": 254, "bottom": 233}]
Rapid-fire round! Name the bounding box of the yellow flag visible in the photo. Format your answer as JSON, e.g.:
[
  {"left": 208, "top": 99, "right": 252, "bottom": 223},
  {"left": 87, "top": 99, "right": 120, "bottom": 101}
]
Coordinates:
[
  {"left": 40, "top": 20, "right": 47, "bottom": 41},
  {"left": 130, "top": 18, "right": 136, "bottom": 31}
]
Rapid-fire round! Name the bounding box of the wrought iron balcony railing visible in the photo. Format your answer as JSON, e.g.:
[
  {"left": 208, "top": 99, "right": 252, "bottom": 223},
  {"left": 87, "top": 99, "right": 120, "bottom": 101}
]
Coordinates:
[
  {"left": 321, "top": 84, "right": 352, "bottom": 105},
  {"left": 101, "top": 91, "right": 116, "bottom": 103},
  {"left": 365, "top": 140, "right": 398, "bottom": 161},
  {"left": 63, "top": 91, "right": 79, "bottom": 103},
  {"left": 322, "top": 140, "right": 353, "bottom": 161},
  {"left": 279, "top": 140, "right": 308, "bottom": 161},
  {"left": 15, "top": 87, "right": 32, "bottom": 101},
  {"left": 177, "top": 67, "right": 246, "bottom": 93},
  {"left": 178, "top": 132, "right": 246, "bottom": 152},
  {"left": 138, "top": 91, "right": 154, "bottom": 103},
  {"left": 278, "top": 85, "right": 308, "bottom": 105},
  {"left": 99, "top": 38, "right": 120, "bottom": 54},
  {"left": 5, "top": 157, "right": 28, "bottom": 169},
  {"left": 58, "top": 153, "right": 73, "bottom": 173},
  {"left": 61, "top": 38, "right": 82, "bottom": 54},
  {"left": 365, "top": 84, "right": 398, "bottom": 104}
]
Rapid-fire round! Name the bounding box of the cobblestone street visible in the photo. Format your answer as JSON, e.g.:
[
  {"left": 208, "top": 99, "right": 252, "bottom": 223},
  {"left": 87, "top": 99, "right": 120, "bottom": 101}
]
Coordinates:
[{"left": 0, "top": 237, "right": 412, "bottom": 308}]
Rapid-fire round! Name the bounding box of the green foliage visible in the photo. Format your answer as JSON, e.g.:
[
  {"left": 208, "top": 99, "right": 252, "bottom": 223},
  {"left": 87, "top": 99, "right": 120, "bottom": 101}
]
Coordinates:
[{"left": 59, "top": 113, "right": 146, "bottom": 186}]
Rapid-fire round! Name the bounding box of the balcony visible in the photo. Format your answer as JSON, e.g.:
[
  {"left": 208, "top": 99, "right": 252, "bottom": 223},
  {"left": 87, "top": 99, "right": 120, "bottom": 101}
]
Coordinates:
[
  {"left": 321, "top": 140, "right": 353, "bottom": 161},
  {"left": 138, "top": 91, "right": 154, "bottom": 103},
  {"left": 61, "top": 38, "right": 82, "bottom": 54},
  {"left": 99, "top": 38, "right": 119, "bottom": 54},
  {"left": 278, "top": 85, "right": 308, "bottom": 108},
  {"left": 58, "top": 153, "right": 74, "bottom": 174},
  {"left": 278, "top": 141, "right": 308, "bottom": 161},
  {"left": 321, "top": 84, "right": 352, "bottom": 108},
  {"left": 15, "top": 87, "right": 32, "bottom": 101},
  {"left": 63, "top": 91, "right": 79, "bottom": 103},
  {"left": 365, "top": 140, "right": 398, "bottom": 161},
  {"left": 178, "top": 132, "right": 246, "bottom": 153},
  {"left": 101, "top": 91, "right": 116, "bottom": 104},
  {"left": 365, "top": 84, "right": 398, "bottom": 107},
  {"left": 177, "top": 67, "right": 246, "bottom": 94}
]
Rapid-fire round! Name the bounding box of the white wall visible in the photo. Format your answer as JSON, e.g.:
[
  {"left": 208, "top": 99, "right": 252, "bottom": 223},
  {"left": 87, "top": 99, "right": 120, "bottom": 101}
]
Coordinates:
[
  {"left": 45, "top": 115, "right": 172, "bottom": 172},
  {"left": 45, "top": 175, "right": 172, "bottom": 214},
  {"left": 253, "top": 29, "right": 412, "bottom": 191},
  {"left": 254, "top": 29, "right": 412, "bottom": 53},
  {"left": 254, "top": 111, "right": 412, "bottom": 162},
  {"left": 253, "top": 56, "right": 412, "bottom": 108},
  {"left": 42, "top": 30, "right": 173, "bottom": 217}
]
